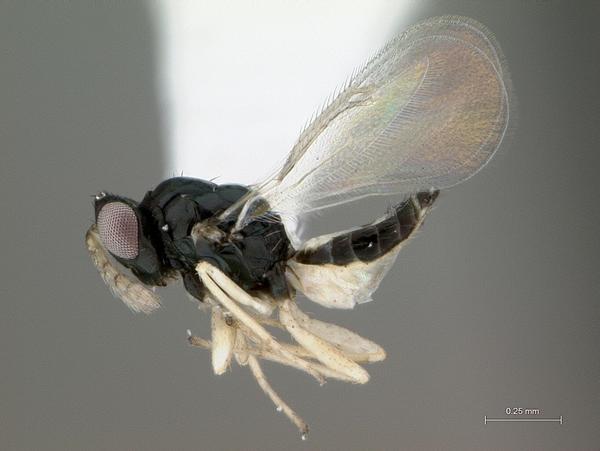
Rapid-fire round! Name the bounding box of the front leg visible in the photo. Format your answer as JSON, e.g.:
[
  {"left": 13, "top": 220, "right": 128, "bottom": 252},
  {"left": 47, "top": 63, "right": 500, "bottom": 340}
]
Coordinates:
[{"left": 199, "top": 261, "right": 275, "bottom": 316}]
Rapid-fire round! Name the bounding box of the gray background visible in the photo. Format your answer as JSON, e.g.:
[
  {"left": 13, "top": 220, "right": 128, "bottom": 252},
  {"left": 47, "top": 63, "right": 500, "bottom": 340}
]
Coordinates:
[{"left": 1, "top": 1, "right": 599, "bottom": 450}]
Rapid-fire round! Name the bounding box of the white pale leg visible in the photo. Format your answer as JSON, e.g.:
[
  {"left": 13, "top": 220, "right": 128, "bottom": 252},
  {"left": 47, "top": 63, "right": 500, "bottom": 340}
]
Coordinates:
[
  {"left": 188, "top": 331, "right": 353, "bottom": 383},
  {"left": 210, "top": 307, "right": 236, "bottom": 375},
  {"left": 279, "top": 298, "right": 370, "bottom": 384},
  {"left": 251, "top": 347, "right": 353, "bottom": 382},
  {"left": 286, "top": 301, "right": 386, "bottom": 363},
  {"left": 233, "top": 327, "right": 249, "bottom": 366},
  {"left": 247, "top": 355, "right": 309, "bottom": 440},
  {"left": 191, "top": 261, "right": 391, "bottom": 434},
  {"left": 196, "top": 262, "right": 325, "bottom": 385},
  {"left": 202, "top": 263, "right": 275, "bottom": 316}
]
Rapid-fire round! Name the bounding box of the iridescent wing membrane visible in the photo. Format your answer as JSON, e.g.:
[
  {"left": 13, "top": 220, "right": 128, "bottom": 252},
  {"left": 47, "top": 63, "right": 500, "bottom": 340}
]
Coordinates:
[
  {"left": 246, "top": 16, "right": 511, "bottom": 222},
  {"left": 87, "top": 16, "right": 513, "bottom": 437},
  {"left": 192, "top": 16, "right": 512, "bottom": 435},
  {"left": 220, "top": 16, "right": 513, "bottom": 310}
]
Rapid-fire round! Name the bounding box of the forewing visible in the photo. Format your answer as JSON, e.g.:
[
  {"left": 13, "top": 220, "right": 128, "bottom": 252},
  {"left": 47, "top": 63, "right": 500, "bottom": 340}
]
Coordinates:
[{"left": 258, "top": 16, "right": 511, "bottom": 217}]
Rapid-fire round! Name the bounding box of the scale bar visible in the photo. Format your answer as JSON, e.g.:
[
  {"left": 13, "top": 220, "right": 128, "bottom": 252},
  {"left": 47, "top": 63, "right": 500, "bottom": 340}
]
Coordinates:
[{"left": 485, "top": 416, "right": 563, "bottom": 424}]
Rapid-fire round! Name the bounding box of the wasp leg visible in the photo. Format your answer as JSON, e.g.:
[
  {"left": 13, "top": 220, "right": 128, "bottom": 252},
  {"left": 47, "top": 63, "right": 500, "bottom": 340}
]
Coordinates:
[
  {"left": 279, "top": 298, "right": 370, "bottom": 384},
  {"left": 247, "top": 355, "right": 309, "bottom": 440},
  {"left": 187, "top": 329, "right": 353, "bottom": 382},
  {"left": 186, "top": 329, "right": 211, "bottom": 349},
  {"left": 233, "top": 325, "right": 249, "bottom": 366},
  {"left": 196, "top": 262, "right": 325, "bottom": 385},
  {"left": 202, "top": 262, "right": 275, "bottom": 316},
  {"left": 186, "top": 329, "right": 353, "bottom": 439},
  {"left": 210, "top": 307, "right": 236, "bottom": 375},
  {"left": 284, "top": 301, "right": 386, "bottom": 363}
]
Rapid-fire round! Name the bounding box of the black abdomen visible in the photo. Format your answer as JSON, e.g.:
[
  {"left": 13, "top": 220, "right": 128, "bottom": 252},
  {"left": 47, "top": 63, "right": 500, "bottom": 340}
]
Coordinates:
[{"left": 294, "top": 190, "right": 439, "bottom": 266}]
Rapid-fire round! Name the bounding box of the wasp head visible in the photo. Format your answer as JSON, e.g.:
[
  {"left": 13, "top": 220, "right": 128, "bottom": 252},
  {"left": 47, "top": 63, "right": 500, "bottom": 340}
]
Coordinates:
[{"left": 93, "top": 192, "right": 168, "bottom": 287}]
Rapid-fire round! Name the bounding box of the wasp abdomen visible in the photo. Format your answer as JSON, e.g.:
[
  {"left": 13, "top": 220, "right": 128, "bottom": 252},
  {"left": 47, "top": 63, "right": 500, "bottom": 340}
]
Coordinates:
[{"left": 294, "top": 190, "right": 439, "bottom": 266}]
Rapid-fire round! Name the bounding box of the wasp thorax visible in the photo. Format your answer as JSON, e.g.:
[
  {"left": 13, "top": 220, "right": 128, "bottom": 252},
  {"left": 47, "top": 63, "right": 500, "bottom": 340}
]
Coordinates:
[{"left": 97, "top": 202, "right": 139, "bottom": 259}]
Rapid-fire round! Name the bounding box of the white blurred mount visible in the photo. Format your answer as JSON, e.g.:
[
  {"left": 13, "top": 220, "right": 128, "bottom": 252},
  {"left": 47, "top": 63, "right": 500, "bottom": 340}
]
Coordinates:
[{"left": 151, "top": 0, "right": 412, "bottom": 184}]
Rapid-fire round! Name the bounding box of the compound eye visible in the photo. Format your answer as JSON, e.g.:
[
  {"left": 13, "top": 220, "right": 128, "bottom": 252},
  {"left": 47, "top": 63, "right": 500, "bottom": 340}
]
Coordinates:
[{"left": 97, "top": 202, "right": 139, "bottom": 259}]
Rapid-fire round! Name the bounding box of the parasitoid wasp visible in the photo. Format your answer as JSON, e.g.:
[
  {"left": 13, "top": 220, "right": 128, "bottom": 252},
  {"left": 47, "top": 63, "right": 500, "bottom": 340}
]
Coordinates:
[{"left": 86, "top": 16, "right": 512, "bottom": 437}]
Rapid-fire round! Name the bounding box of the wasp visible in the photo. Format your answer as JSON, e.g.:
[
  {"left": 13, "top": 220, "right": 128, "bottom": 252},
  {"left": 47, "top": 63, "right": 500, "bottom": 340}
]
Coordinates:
[{"left": 86, "top": 16, "right": 511, "bottom": 437}]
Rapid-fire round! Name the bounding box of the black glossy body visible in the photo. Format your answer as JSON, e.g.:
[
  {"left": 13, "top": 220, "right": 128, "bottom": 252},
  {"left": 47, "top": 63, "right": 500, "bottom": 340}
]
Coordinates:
[
  {"left": 94, "top": 177, "right": 438, "bottom": 303},
  {"left": 294, "top": 190, "right": 439, "bottom": 266},
  {"left": 96, "top": 177, "right": 293, "bottom": 301}
]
